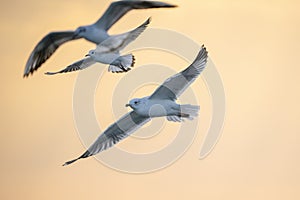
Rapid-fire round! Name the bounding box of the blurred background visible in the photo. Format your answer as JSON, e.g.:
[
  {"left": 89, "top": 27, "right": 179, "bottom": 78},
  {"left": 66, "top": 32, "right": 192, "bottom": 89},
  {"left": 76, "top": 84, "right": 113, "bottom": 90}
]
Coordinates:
[{"left": 1, "top": 0, "right": 300, "bottom": 199}]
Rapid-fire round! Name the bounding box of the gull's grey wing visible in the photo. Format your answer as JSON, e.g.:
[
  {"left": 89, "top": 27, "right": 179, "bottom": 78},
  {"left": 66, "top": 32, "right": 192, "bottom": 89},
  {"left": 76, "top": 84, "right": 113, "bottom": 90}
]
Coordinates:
[
  {"left": 96, "top": 17, "right": 151, "bottom": 53},
  {"left": 45, "top": 57, "right": 95, "bottom": 75},
  {"left": 24, "top": 31, "right": 80, "bottom": 77},
  {"left": 94, "top": 0, "right": 176, "bottom": 31},
  {"left": 149, "top": 45, "right": 208, "bottom": 100},
  {"left": 63, "top": 111, "right": 150, "bottom": 166}
]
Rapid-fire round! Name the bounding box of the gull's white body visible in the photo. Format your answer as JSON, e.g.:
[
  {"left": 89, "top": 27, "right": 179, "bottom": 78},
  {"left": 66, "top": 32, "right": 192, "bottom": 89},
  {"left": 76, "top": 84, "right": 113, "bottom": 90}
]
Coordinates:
[
  {"left": 91, "top": 53, "right": 119, "bottom": 64},
  {"left": 129, "top": 97, "right": 180, "bottom": 117},
  {"left": 82, "top": 26, "right": 109, "bottom": 44}
]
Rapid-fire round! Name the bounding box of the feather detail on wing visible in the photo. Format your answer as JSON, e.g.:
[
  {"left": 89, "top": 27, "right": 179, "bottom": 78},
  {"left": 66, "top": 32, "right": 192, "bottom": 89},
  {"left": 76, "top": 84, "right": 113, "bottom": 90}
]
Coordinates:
[
  {"left": 63, "top": 111, "right": 150, "bottom": 166},
  {"left": 149, "top": 45, "right": 208, "bottom": 100},
  {"left": 24, "top": 31, "right": 79, "bottom": 77},
  {"left": 45, "top": 57, "right": 95, "bottom": 75},
  {"left": 96, "top": 17, "right": 151, "bottom": 53}
]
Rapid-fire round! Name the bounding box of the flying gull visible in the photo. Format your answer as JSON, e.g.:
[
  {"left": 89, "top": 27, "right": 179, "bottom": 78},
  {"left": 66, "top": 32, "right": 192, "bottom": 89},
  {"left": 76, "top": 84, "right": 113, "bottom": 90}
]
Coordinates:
[
  {"left": 45, "top": 17, "right": 150, "bottom": 75},
  {"left": 63, "top": 45, "right": 208, "bottom": 166},
  {"left": 24, "top": 0, "right": 177, "bottom": 77}
]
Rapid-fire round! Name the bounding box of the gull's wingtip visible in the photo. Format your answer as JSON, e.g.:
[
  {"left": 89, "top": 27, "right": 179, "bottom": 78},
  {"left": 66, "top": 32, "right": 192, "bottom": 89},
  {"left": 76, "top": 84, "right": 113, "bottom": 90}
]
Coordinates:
[
  {"left": 169, "top": 4, "right": 178, "bottom": 8},
  {"left": 140, "top": 17, "right": 151, "bottom": 27},
  {"left": 156, "top": 2, "right": 178, "bottom": 8},
  {"left": 142, "top": 1, "right": 178, "bottom": 9},
  {"left": 44, "top": 72, "right": 57, "bottom": 76},
  {"left": 23, "top": 70, "right": 33, "bottom": 78},
  {"left": 191, "top": 44, "right": 208, "bottom": 66},
  {"left": 200, "top": 44, "right": 208, "bottom": 56},
  {"left": 62, "top": 158, "right": 79, "bottom": 166}
]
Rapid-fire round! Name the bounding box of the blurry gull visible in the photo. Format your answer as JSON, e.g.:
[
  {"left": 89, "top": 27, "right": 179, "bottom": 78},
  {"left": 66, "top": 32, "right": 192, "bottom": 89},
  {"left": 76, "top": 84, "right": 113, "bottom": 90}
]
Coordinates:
[
  {"left": 24, "top": 0, "right": 177, "bottom": 77},
  {"left": 45, "top": 18, "right": 150, "bottom": 75},
  {"left": 63, "top": 45, "right": 208, "bottom": 166}
]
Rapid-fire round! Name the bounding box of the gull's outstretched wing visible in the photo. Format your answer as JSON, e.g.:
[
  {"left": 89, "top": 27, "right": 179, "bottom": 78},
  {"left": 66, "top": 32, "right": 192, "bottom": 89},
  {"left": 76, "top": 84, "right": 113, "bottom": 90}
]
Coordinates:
[
  {"left": 24, "top": 31, "right": 80, "bottom": 77},
  {"left": 96, "top": 17, "right": 151, "bottom": 53},
  {"left": 63, "top": 111, "right": 150, "bottom": 166},
  {"left": 149, "top": 45, "right": 208, "bottom": 100},
  {"left": 94, "top": 0, "right": 176, "bottom": 31},
  {"left": 45, "top": 57, "right": 95, "bottom": 75}
]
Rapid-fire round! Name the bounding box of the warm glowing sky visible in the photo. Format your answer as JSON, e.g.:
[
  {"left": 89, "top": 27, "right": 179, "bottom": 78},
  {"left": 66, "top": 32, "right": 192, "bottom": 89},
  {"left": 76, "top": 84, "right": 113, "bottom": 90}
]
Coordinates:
[{"left": 1, "top": 0, "right": 300, "bottom": 199}]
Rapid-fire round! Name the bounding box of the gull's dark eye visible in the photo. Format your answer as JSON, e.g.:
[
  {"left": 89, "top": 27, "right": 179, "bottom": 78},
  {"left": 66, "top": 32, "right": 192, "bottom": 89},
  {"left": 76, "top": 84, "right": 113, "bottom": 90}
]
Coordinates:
[
  {"left": 81, "top": 27, "right": 86, "bottom": 32},
  {"left": 134, "top": 101, "right": 138, "bottom": 104}
]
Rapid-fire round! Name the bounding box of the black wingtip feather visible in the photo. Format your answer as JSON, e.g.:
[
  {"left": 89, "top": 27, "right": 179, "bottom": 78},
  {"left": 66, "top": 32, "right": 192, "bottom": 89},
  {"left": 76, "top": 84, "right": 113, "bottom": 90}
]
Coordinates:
[
  {"left": 136, "top": 1, "right": 178, "bottom": 9},
  {"left": 63, "top": 158, "right": 80, "bottom": 166},
  {"left": 44, "top": 72, "right": 57, "bottom": 76},
  {"left": 131, "top": 55, "right": 136, "bottom": 67},
  {"left": 161, "top": 4, "right": 178, "bottom": 8}
]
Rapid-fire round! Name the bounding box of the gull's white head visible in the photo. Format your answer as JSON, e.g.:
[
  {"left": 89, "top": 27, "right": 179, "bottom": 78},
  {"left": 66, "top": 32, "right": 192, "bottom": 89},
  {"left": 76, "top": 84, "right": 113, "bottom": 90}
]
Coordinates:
[
  {"left": 86, "top": 49, "right": 96, "bottom": 57},
  {"left": 126, "top": 98, "right": 147, "bottom": 110},
  {"left": 74, "top": 26, "right": 87, "bottom": 38}
]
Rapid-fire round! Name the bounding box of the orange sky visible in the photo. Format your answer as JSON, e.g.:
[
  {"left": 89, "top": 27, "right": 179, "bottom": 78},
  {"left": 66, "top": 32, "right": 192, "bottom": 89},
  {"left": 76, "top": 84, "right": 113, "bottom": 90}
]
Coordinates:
[{"left": 0, "top": 0, "right": 300, "bottom": 199}]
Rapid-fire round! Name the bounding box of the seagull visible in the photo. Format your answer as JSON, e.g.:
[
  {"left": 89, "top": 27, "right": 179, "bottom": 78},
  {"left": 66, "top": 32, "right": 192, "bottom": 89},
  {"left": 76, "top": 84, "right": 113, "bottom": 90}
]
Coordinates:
[
  {"left": 63, "top": 45, "right": 208, "bottom": 166},
  {"left": 24, "top": 0, "right": 177, "bottom": 77},
  {"left": 45, "top": 17, "right": 150, "bottom": 75}
]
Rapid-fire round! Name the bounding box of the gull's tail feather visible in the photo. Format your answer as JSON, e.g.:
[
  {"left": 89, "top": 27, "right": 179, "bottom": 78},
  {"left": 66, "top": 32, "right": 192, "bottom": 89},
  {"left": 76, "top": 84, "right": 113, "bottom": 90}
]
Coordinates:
[
  {"left": 179, "top": 104, "right": 200, "bottom": 120},
  {"left": 166, "top": 104, "right": 200, "bottom": 122},
  {"left": 108, "top": 54, "right": 135, "bottom": 73}
]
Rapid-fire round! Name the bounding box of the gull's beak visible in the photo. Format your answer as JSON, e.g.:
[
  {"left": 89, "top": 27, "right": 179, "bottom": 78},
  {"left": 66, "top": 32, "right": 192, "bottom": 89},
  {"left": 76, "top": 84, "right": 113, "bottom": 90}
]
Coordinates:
[
  {"left": 125, "top": 104, "right": 130, "bottom": 107},
  {"left": 85, "top": 54, "right": 90, "bottom": 57}
]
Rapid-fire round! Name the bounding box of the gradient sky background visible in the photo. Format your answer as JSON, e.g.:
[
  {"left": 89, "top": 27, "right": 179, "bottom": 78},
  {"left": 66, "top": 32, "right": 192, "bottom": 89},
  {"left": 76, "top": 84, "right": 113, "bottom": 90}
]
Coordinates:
[{"left": 1, "top": 0, "right": 300, "bottom": 199}]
